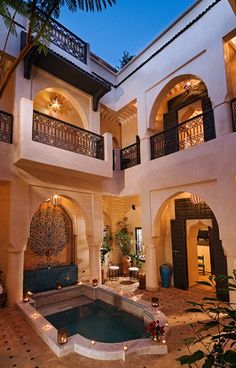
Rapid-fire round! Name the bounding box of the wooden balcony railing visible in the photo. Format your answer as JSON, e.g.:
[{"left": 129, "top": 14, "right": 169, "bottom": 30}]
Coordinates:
[
  {"left": 32, "top": 111, "right": 104, "bottom": 160},
  {"left": 231, "top": 98, "right": 236, "bottom": 132},
  {"left": 150, "top": 111, "right": 215, "bottom": 160},
  {"left": 0, "top": 110, "right": 13, "bottom": 144},
  {"left": 120, "top": 136, "right": 140, "bottom": 170},
  {"left": 34, "top": 9, "right": 87, "bottom": 64}
]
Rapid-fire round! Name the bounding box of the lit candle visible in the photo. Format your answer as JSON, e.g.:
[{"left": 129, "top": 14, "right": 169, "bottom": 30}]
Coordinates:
[
  {"left": 123, "top": 345, "right": 128, "bottom": 352},
  {"left": 91, "top": 340, "right": 95, "bottom": 347}
]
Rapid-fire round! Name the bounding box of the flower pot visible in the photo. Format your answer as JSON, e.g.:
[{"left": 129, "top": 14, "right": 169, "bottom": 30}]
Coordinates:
[
  {"left": 160, "top": 263, "right": 173, "bottom": 288},
  {"left": 122, "top": 255, "right": 131, "bottom": 276}
]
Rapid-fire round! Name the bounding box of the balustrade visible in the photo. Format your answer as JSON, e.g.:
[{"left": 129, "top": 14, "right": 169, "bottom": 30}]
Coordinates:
[
  {"left": 120, "top": 137, "right": 140, "bottom": 170},
  {"left": 34, "top": 10, "right": 87, "bottom": 64},
  {"left": 32, "top": 111, "right": 104, "bottom": 160},
  {"left": 0, "top": 110, "right": 13, "bottom": 144},
  {"left": 150, "top": 111, "right": 215, "bottom": 160}
]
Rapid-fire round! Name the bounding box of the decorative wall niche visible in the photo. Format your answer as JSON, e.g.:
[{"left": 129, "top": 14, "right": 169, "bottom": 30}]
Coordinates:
[{"left": 24, "top": 201, "right": 73, "bottom": 270}]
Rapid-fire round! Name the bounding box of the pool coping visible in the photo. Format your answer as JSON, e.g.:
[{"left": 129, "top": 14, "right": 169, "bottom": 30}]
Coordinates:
[{"left": 17, "top": 284, "right": 168, "bottom": 361}]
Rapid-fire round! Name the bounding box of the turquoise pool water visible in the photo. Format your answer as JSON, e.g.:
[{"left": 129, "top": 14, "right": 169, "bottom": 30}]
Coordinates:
[{"left": 46, "top": 300, "right": 146, "bottom": 343}]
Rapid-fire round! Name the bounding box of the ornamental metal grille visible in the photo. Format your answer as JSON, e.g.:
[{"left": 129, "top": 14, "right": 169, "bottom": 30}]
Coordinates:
[
  {"left": 150, "top": 111, "right": 215, "bottom": 160},
  {"left": 32, "top": 111, "right": 104, "bottom": 160},
  {"left": 232, "top": 98, "right": 236, "bottom": 132},
  {"left": 0, "top": 110, "right": 13, "bottom": 144},
  {"left": 34, "top": 10, "right": 87, "bottom": 64},
  {"left": 121, "top": 139, "right": 140, "bottom": 170}
]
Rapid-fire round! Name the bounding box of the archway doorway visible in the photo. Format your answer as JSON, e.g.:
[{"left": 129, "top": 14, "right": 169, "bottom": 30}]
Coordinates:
[{"left": 171, "top": 197, "right": 228, "bottom": 300}]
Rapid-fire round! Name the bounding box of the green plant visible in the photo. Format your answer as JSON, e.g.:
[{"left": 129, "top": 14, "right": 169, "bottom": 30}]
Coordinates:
[
  {"left": 130, "top": 253, "right": 144, "bottom": 269},
  {"left": 0, "top": 0, "right": 116, "bottom": 97},
  {"left": 114, "top": 217, "right": 132, "bottom": 256},
  {"left": 177, "top": 273, "right": 236, "bottom": 368},
  {"left": 117, "top": 50, "right": 135, "bottom": 70}
]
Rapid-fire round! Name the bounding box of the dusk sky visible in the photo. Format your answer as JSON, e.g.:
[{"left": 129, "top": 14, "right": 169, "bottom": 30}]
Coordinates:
[{"left": 59, "top": 0, "right": 196, "bottom": 68}]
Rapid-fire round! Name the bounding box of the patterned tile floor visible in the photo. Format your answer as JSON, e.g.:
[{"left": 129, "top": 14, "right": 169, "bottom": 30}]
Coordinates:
[{"left": 0, "top": 280, "right": 213, "bottom": 368}]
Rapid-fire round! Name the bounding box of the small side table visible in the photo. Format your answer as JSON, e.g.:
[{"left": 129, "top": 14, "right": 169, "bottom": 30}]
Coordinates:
[
  {"left": 128, "top": 267, "right": 139, "bottom": 281},
  {"left": 109, "top": 266, "right": 119, "bottom": 280}
]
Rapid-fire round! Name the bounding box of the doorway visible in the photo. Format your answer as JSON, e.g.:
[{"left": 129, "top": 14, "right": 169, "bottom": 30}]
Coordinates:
[
  {"left": 170, "top": 198, "right": 228, "bottom": 300},
  {"left": 186, "top": 219, "right": 212, "bottom": 287}
]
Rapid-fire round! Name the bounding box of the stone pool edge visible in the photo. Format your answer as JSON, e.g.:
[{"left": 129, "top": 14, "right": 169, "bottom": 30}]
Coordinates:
[{"left": 17, "top": 284, "right": 168, "bottom": 361}]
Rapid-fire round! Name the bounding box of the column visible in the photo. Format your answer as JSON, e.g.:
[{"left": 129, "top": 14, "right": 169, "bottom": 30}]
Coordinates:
[
  {"left": 89, "top": 244, "right": 101, "bottom": 284},
  {"left": 6, "top": 250, "right": 24, "bottom": 306},
  {"left": 145, "top": 243, "right": 159, "bottom": 291}
]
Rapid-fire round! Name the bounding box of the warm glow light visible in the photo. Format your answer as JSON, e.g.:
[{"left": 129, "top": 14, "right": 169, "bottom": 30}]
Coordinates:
[
  {"left": 33, "top": 313, "right": 38, "bottom": 318},
  {"left": 91, "top": 340, "right": 95, "bottom": 346},
  {"left": 162, "top": 339, "right": 166, "bottom": 344},
  {"left": 44, "top": 324, "right": 51, "bottom": 331},
  {"left": 51, "top": 195, "right": 60, "bottom": 206},
  {"left": 190, "top": 194, "right": 202, "bottom": 205},
  {"left": 165, "top": 322, "right": 169, "bottom": 326},
  {"left": 123, "top": 345, "right": 128, "bottom": 352},
  {"left": 49, "top": 96, "right": 63, "bottom": 113}
]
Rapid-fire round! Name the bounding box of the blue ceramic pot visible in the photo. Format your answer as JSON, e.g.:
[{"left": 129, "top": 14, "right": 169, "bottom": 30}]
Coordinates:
[{"left": 160, "top": 263, "right": 173, "bottom": 288}]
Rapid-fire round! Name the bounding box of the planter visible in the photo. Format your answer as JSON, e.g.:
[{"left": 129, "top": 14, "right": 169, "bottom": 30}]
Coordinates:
[
  {"left": 122, "top": 255, "right": 131, "bottom": 276},
  {"left": 160, "top": 263, "right": 173, "bottom": 288},
  {"left": 138, "top": 273, "right": 146, "bottom": 289}
]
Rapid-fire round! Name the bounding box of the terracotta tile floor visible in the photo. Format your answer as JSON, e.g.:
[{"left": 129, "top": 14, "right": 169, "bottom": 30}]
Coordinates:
[{"left": 0, "top": 280, "right": 213, "bottom": 368}]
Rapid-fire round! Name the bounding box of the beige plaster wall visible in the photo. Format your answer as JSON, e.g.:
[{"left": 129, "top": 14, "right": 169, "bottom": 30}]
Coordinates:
[
  {"left": 100, "top": 115, "right": 121, "bottom": 148},
  {"left": 0, "top": 182, "right": 10, "bottom": 281},
  {"left": 33, "top": 89, "right": 84, "bottom": 128},
  {"left": 121, "top": 115, "right": 137, "bottom": 148},
  {"left": 102, "top": 195, "right": 141, "bottom": 267}
]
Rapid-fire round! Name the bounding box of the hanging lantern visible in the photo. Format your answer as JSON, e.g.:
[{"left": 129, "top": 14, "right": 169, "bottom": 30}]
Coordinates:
[
  {"left": 23, "top": 292, "right": 30, "bottom": 303},
  {"left": 57, "top": 329, "right": 68, "bottom": 345}
]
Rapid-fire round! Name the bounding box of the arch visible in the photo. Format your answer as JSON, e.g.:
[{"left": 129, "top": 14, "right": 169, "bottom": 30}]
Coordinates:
[
  {"left": 152, "top": 190, "right": 228, "bottom": 299},
  {"left": 33, "top": 87, "right": 89, "bottom": 129},
  {"left": 149, "top": 74, "right": 209, "bottom": 131}
]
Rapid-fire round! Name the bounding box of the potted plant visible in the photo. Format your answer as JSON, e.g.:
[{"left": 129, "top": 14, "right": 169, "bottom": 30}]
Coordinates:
[
  {"left": 114, "top": 217, "right": 132, "bottom": 275},
  {"left": 100, "top": 227, "right": 112, "bottom": 283},
  {"left": 146, "top": 320, "right": 165, "bottom": 342}
]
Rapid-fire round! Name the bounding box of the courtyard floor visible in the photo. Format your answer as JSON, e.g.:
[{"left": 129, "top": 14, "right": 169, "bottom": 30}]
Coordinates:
[{"left": 0, "top": 279, "right": 214, "bottom": 368}]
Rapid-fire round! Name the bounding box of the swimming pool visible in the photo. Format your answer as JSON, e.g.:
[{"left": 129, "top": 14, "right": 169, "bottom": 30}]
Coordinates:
[
  {"left": 46, "top": 299, "right": 146, "bottom": 343},
  {"left": 18, "top": 284, "right": 168, "bottom": 360}
]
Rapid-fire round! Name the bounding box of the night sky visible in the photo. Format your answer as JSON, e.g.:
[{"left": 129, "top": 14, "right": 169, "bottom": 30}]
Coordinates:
[{"left": 59, "top": 0, "right": 196, "bottom": 67}]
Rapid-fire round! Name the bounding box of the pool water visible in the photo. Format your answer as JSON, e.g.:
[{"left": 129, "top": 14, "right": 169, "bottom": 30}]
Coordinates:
[{"left": 46, "top": 299, "right": 146, "bottom": 343}]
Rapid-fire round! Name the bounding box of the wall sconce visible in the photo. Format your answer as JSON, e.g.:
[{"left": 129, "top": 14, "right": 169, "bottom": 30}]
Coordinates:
[
  {"left": 51, "top": 195, "right": 60, "bottom": 206},
  {"left": 57, "top": 329, "right": 68, "bottom": 345},
  {"left": 49, "top": 96, "right": 63, "bottom": 113},
  {"left": 151, "top": 297, "right": 159, "bottom": 308},
  {"left": 92, "top": 279, "right": 98, "bottom": 287},
  {"left": 56, "top": 282, "right": 62, "bottom": 290}
]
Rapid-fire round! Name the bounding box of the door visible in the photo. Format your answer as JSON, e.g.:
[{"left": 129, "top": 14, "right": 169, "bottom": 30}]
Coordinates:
[
  {"left": 211, "top": 218, "right": 229, "bottom": 301},
  {"left": 171, "top": 219, "right": 189, "bottom": 290},
  {"left": 163, "top": 110, "right": 178, "bottom": 155}
]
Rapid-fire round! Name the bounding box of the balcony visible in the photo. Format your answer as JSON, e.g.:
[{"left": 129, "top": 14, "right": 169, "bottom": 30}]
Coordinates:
[
  {"left": 120, "top": 136, "right": 141, "bottom": 170},
  {"left": 0, "top": 110, "right": 13, "bottom": 144},
  {"left": 15, "top": 98, "right": 112, "bottom": 178},
  {"left": 150, "top": 111, "right": 215, "bottom": 160},
  {"left": 32, "top": 111, "right": 104, "bottom": 160},
  {"left": 34, "top": 9, "right": 87, "bottom": 65}
]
